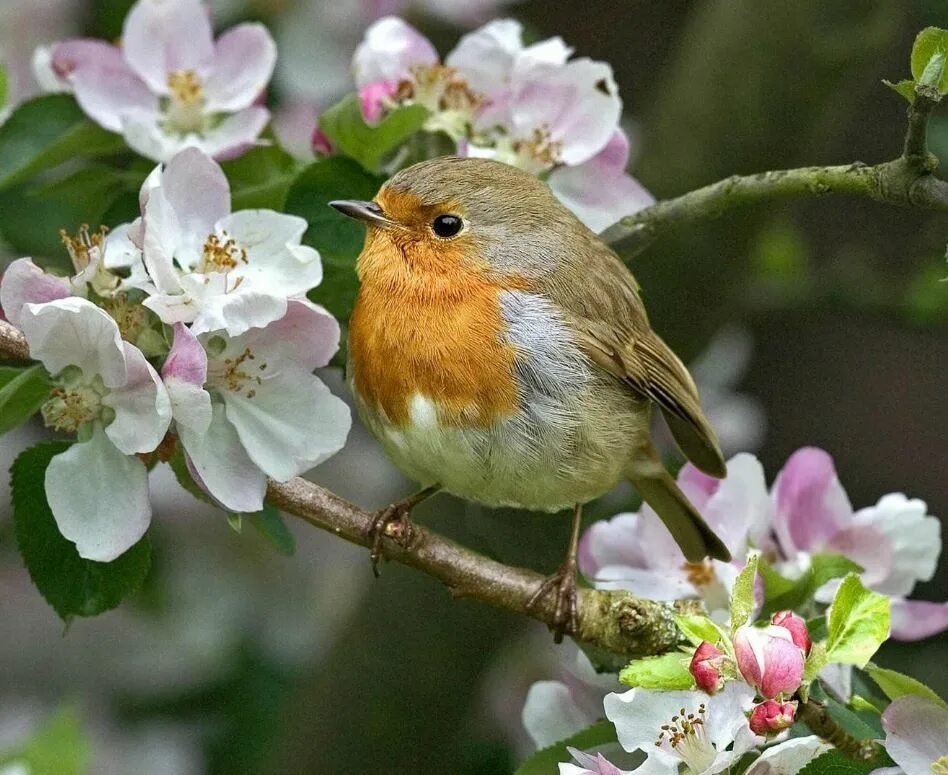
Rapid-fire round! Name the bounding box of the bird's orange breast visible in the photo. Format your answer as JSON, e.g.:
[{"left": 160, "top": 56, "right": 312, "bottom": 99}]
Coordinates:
[{"left": 348, "top": 217, "right": 522, "bottom": 428}]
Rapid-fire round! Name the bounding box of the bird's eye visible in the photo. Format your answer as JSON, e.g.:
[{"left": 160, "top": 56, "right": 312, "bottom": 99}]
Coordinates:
[{"left": 432, "top": 214, "right": 463, "bottom": 238}]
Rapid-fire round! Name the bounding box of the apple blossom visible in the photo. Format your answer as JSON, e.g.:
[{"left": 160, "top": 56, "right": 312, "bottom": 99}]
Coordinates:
[
  {"left": 770, "top": 611, "right": 811, "bottom": 655},
  {"left": 690, "top": 641, "right": 726, "bottom": 695},
  {"left": 733, "top": 625, "right": 804, "bottom": 699},
  {"left": 559, "top": 748, "right": 632, "bottom": 775},
  {"left": 748, "top": 700, "right": 797, "bottom": 735},
  {"left": 742, "top": 736, "right": 831, "bottom": 775},
  {"left": 14, "top": 297, "right": 171, "bottom": 561},
  {"left": 164, "top": 302, "right": 351, "bottom": 513},
  {"left": 879, "top": 695, "right": 948, "bottom": 775},
  {"left": 129, "top": 148, "right": 323, "bottom": 337},
  {"left": 603, "top": 682, "right": 761, "bottom": 775},
  {"left": 35, "top": 0, "right": 276, "bottom": 161}
]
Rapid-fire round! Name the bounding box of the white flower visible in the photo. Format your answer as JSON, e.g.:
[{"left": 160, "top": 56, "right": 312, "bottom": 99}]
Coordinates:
[
  {"left": 162, "top": 302, "right": 351, "bottom": 512},
  {"left": 132, "top": 147, "right": 323, "bottom": 337},
  {"left": 36, "top": 0, "right": 275, "bottom": 161},
  {"left": 743, "top": 736, "right": 831, "bottom": 775},
  {"left": 603, "top": 682, "right": 761, "bottom": 775},
  {"left": 16, "top": 297, "right": 171, "bottom": 561},
  {"left": 879, "top": 695, "right": 948, "bottom": 775}
]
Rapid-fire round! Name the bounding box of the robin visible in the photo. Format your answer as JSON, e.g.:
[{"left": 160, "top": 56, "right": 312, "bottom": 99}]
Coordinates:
[{"left": 331, "top": 157, "right": 729, "bottom": 639}]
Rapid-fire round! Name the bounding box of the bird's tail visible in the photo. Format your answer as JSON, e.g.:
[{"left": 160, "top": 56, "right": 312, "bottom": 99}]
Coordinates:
[{"left": 627, "top": 447, "right": 730, "bottom": 563}]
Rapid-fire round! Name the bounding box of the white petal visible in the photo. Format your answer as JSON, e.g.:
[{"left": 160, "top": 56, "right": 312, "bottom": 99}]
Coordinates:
[
  {"left": 446, "top": 19, "right": 524, "bottom": 97},
  {"left": 122, "top": 0, "right": 214, "bottom": 93},
  {"left": 121, "top": 117, "right": 185, "bottom": 163},
  {"left": 203, "top": 23, "right": 277, "bottom": 112},
  {"left": 160, "top": 147, "right": 232, "bottom": 256},
  {"left": 141, "top": 186, "right": 187, "bottom": 293},
  {"left": 177, "top": 402, "right": 266, "bottom": 512},
  {"left": 604, "top": 688, "right": 701, "bottom": 752},
  {"left": 45, "top": 427, "right": 151, "bottom": 561},
  {"left": 189, "top": 286, "right": 288, "bottom": 338},
  {"left": 167, "top": 380, "right": 212, "bottom": 433},
  {"left": 101, "top": 222, "right": 141, "bottom": 269},
  {"left": 162, "top": 322, "right": 207, "bottom": 385},
  {"left": 704, "top": 682, "right": 759, "bottom": 751},
  {"left": 32, "top": 44, "right": 70, "bottom": 93},
  {"left": 697, "top": 453, "right": 771, "bottom": 559},
  {"left": 103, "top": 342, "right": 172, "bottom": 454},
  {"left": 0, "top": 257, "right": 72, "bottom": 329},
  {"left": 592, "top": 565, "right": 695, "bottom": 601},
  {"left": 214, "top": 210, "right": 323, "bottom": 297},
  {"left": 744, "top": 737, "right": 832, "bottom": 775},
  {"left": 231, "top": 299, "right": 341, "bottom": 371},
  {"left": 352, "top": 16, "right": 438, "bottom": 87},
  {"left": 69, "top": 54, "right": 157, "bottom": 133},
  {"left": 194, "top": 106, "right": 270, "bottom": 160},
  {"left": 882, "top": 695, "right": 948, "bottom": 775},
  {"left": 223, "top": 372, "right": 350, "bottom": 481},
  {"left": 889, "top": 599, "right": 948, "bottom": 641},
  {"left": 522, "top": 681, "right": 594, "bottom": 749},
  {"left": 19, "top": 297, "right": 127, "bottom": 387}
]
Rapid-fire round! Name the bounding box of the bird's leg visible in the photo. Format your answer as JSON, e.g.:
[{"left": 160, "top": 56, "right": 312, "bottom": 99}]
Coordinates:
[
  {"left": 367, "top": 484, "right": 440, "bottom": 577},
  {"left": 527, "top": 503, "right": 583, "bottom": 643}
]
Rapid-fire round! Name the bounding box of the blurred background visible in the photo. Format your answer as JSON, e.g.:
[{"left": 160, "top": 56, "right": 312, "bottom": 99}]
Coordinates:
[{"left": 0, "top": 0, "right": 946, "bottom": 772}]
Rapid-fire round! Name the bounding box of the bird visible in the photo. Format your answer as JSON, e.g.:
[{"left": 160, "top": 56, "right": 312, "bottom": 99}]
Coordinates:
[{"left": 330, "top": 156, "right": 730, "bottom": 640}]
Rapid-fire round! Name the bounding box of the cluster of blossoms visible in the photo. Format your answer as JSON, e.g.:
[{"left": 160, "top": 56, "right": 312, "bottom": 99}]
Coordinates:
[
  {"left": 33, "top": 0, "right": 276, "bottom": 161},
  {"left": 579, "top": 448, "right": 947, "bottom": 640},
  {"left": 346, "top": 16, "right": 653, "bottom": 232},
  {"left": 0, "top": 147, "right": 350, "bottom": 561}
]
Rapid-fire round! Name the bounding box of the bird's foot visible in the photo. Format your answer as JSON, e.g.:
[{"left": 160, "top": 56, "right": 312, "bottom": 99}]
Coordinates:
[
  {"left": 527, "top": 561, "right": 579, "bottom": 644},
  {"left": 366, "top": 502, "right": 415, "bottom": 577}
]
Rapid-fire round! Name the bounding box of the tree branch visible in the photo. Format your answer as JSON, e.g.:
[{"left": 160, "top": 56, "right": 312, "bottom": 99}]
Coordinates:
[
  {"left": 798, "top": 699, "right": 882, "bottom": 761},
  {"left": 605, "top": 91, "right": 948, "bottom": 259}
]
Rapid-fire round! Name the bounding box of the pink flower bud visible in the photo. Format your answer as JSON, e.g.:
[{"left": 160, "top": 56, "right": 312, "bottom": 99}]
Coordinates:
[
  {"left": 689, "top": 640, "right": 725, "bottom": 694},
  {"left": 749, "top": 699, "right": 797, "bottom": 735},
  {"left": 771, "top": 610, "right": 812, "bottom": 654},
  {"left": 311, "top": 127, "right": 334, "bottom": 156},
  {"left": 358, "top": 80, "right": 399, "bottom": 124},
  {"left": 734, "top": 625, "right": 805, "bottom": 699}
]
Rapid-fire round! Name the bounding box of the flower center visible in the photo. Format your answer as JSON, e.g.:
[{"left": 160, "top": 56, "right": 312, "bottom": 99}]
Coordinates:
[
  {"left": 101, "top": 293, "right": 149, "bottom": 342},
  {"left": 401, "top": 64, "right": 481, "bottom": 115},
  {"left": 199, "top": 233, "right": 247, "bottom": 275},
  {"left": 165, "top": 69, "right": 207, "bottom": 133},
  {"left": 656, "top": 704, "right": 717, "bottom": 774},
  {"left": 683, "top": 561, "right": 716, "bottom": 588},
  {"left": 61, "top": 224, "right": 106, "bottom": 273},
  {"left": 41, "top": 371, "right": 107, "bottom": 434},
  {"left": 210, "top": 347, "right": 268, "bottom": 398},
  {"left": 932, "top": 756, "right": 948, "bottom": 775},
  {"left": 514, "top": 125, "right": 562, "bottom": 172}
]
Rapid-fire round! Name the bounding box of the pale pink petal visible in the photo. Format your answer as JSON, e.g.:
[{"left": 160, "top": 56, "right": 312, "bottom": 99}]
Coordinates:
[
  {"left": 734, "top": 625, "right": 805, "bottom": 699},
  {"left": 140, "top": 186, "right": 188, "bottom": 293},
  {"left": 32, "top": 45, "right": 71, "bottom": 93},
  {"left": 824, "top": 523, "right": 892, "bottom": 589},
  {"left": 162, "top": 323, "right": 207, "bottom": 385},
  {"left": 188, "top": 285, "right": 288, "bottom": 337},
  {"left": 177, "top": 402, "right": 266, "bottom": 512},
  {"left": 18, "top": 297, "right": 127, "bottom": 387},
  {"left": 881, "top": 695, "right": 948, "bottom": 773},
  {"left": 578, "top": 512, "right": 648, "bottom": 577},
  {"left": 161, "top": 147, "right": 231, "bottom": 256},
  {"left": 50, "top": 39, "right": 124, "bottom": 82},
  {"left": 237, "top": 299, "right": 340, "bottom": 371},
  {"left": 122, "top": 0, "right": 214, "bottom": 93},
  {"left": 121, "top": 117, "right": 185, "bottom": 162},
  {"left": 0, "top": 258, "right": 72, "bottom": 329},
  {"left": 69, "top": 54, "right": 157, "bottom": 133},
  {"left": 103, "top": 342, "right": 172, "bottom": 454},
  {"left": 446, "top": 19, "right": 524, "bottom": 98},
  {"left": 358, "top": 80, "right": 399, "bottom": 123},
  {"left": 522, "top": 681, "right": 593, "bottom": 749},
  {"left": 352, "top": 16, "right": 438, "bottom": 88},
  {"left": 889, "top": 599, "right": 948, "bottom": 641},
  {"left": 743, "top": 736, "right": 831, "bottom": 775},
  {"left": 196, "top": 105, "right": 270, "bottom": 159},
  {"left": 772, "top": 447, "right": 853, "bottom": 556},
  {"left": 593, "top": 565, "right": 695, "bottom": 601},
  {"left": 203, "top": 23, "right": 277, "bottom": 113},
  {"left": 45, "top": 426, "right": 151, "bottom": 562}
]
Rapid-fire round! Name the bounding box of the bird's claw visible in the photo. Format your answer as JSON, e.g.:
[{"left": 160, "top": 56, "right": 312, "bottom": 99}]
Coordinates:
[
  {"left": 527, "top": 563, "right": 579, "bottom": 643},
  {"left": 367, "top": 502, "right": 415, "bottom": 577}
]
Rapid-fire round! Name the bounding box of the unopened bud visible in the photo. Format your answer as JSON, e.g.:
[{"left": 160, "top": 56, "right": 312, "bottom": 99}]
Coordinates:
[
  {"left": 689, "top": 640, "right": 725, "bottom": 695},
  {"left": 771, "top": 610, "right": 812, "bottom": 655},
  {"left": 749, "top": 699, "right": 797, "bottom": 735}
]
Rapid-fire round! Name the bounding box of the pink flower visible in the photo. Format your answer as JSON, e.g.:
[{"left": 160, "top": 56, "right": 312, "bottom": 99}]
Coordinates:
[
  {"left": 690, "top": 641, "right": 725, "bottom": 695},
  {"left": 559, "top": 748, "right": 632, "bottom": 775},
  {"left": 770, "top": 610, "right": 811, "bottom": 655},
  {"left": 733, "top": 625, "right": 804, "bottom": 699},
  {"left": 37, "top": 0, "right": 276, "bottom": 161},
  {"left": 880, "top": 695, "right": 948, "bottom": 774},
  {"left": 358, "top": 80, "right": 399, "bottom": 123},
  {"left": 748, "top": 700, "right": 797, "bottom": 735}
]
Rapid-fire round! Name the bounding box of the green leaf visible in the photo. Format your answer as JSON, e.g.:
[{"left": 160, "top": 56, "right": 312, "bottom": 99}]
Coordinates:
[
  {"left": 0, "top": 94, "right": 125, "bottom": 190},
  {"left": 284, "top": 156, "right": 385, "bottom": 322},
  {"left": 865, "top": 663, "right": 948, "bottom": 709},
  {"left": 760, "top": 553, "right": 863, "bottom": 618},
  {"left": 513, "top": 720, "right": 617, "bottom": 775},
  {"left": 222, "top": 145, "right": 301, "bottom": 211},
  {"left": 674, "top": 613, "right": 727, "bottom": 647},
  {"left": 825, "top": 574, "right": 890, "bottom": 668},
  {"left": 0, "top": 364, "right": 50, "bottom": 435},
  {"left": 803, "top": 641, "right": 828, "bottom": 683},
  {"left": 911, "top": 27, "right": 948, "bottom": 93},
  {"left": 249, "top": 504, "right": 296, "bottom": 556},
  {"left": 0, "top": 706, "right": 90, "bottom": 775},
  {"left": 11, "top": 441, "right": 152, "bottom": 619},
  {"left": 797, "top": 749, "right": 879, "bottom": 775},
  {"left": 318, "top": 94, "right": 429, "bottom": 172},
  {"left": 0, "top": 67, "right": 8, "bottom": 110},
  {"left": 619, "top": 652, "right": 693, "bottom": 689},
  {"left": 729, "top": 551, "right": 759, "bottom": 632},
  {"left": 883, "top": 78, "right": 917, "bottom": 103}
]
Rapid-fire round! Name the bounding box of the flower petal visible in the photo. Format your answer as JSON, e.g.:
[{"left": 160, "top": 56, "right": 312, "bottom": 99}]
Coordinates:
[
  {"left": 522, "top": 681, "right": 594, "bottom": 750},
  {"left": 103, "top": 342, "right": 172, "bottom": 454},
  {"left": 18, "top": 297, "right": 127, "bottom": 387},
  {"left": 772, "top": 447, "right": 853, "bottom": 556},
  {"left": 446, "top": 19, "right": 524, "bottom": 98},
  {"left": 45, "top": 426, "right": 151, "bottom": 561},
  {"left": 743, "top": 735, "right": 831, "bottom": 775},
  {"left": 592, "top": 565, "right": 695, "bottom": 601},
  {"left": 222, "top": 371, "right": 351, "bottom": 481},
  {"left": 578, "top": 512, "right": 649, "bottom": 577},
  {"left": 203, "top": 23, "right": 276, "bottom": 112},
  {"left": 352, "top": 16, "right": 438, "bottom": 87},
  {"left": 177, "top": 402, "right": 266, "bottom": 512},
  {"left": 122, "top": 0, "right": 214, "bottom": 93},
  {"left": 68, "top": 51, "right": 156, "bottom": 133},
  {"left": 188, "top": 284, "right": 288, "bottom": 337},
  {"left": 160, "top": 147, "right": 232, "bottom": 256},
  {"left": 234, "top": 298, "right": 341, "bottom": 371},
  {"left": 881, "top": 695, "right": 948, "bottom": 774},
  {"left": 889, "top": 599, "right": 948, "bottom": 641},
  {"left": 0, "top": 257, "right": 72, "bottom": 329},
  {"left": 196, "top": 105, "right": 270, "bottom": 160},
  {"left": 162, "top": 322, "right": 207, "bottom": 385}
]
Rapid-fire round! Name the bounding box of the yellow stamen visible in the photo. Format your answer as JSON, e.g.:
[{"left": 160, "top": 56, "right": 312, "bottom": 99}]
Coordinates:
[{"left": 200, "top": 233, "right": 247, "bottom": 274}]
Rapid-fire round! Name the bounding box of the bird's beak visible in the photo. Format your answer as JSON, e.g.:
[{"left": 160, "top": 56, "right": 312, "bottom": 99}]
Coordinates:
[{"left": 329, "top": 200, "right": 396, "bottom": 229}]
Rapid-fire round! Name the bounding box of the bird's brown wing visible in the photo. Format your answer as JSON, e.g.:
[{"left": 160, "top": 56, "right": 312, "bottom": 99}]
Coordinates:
[{"left": 541, "top": 238, "right": 727, "bottom": 478}]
